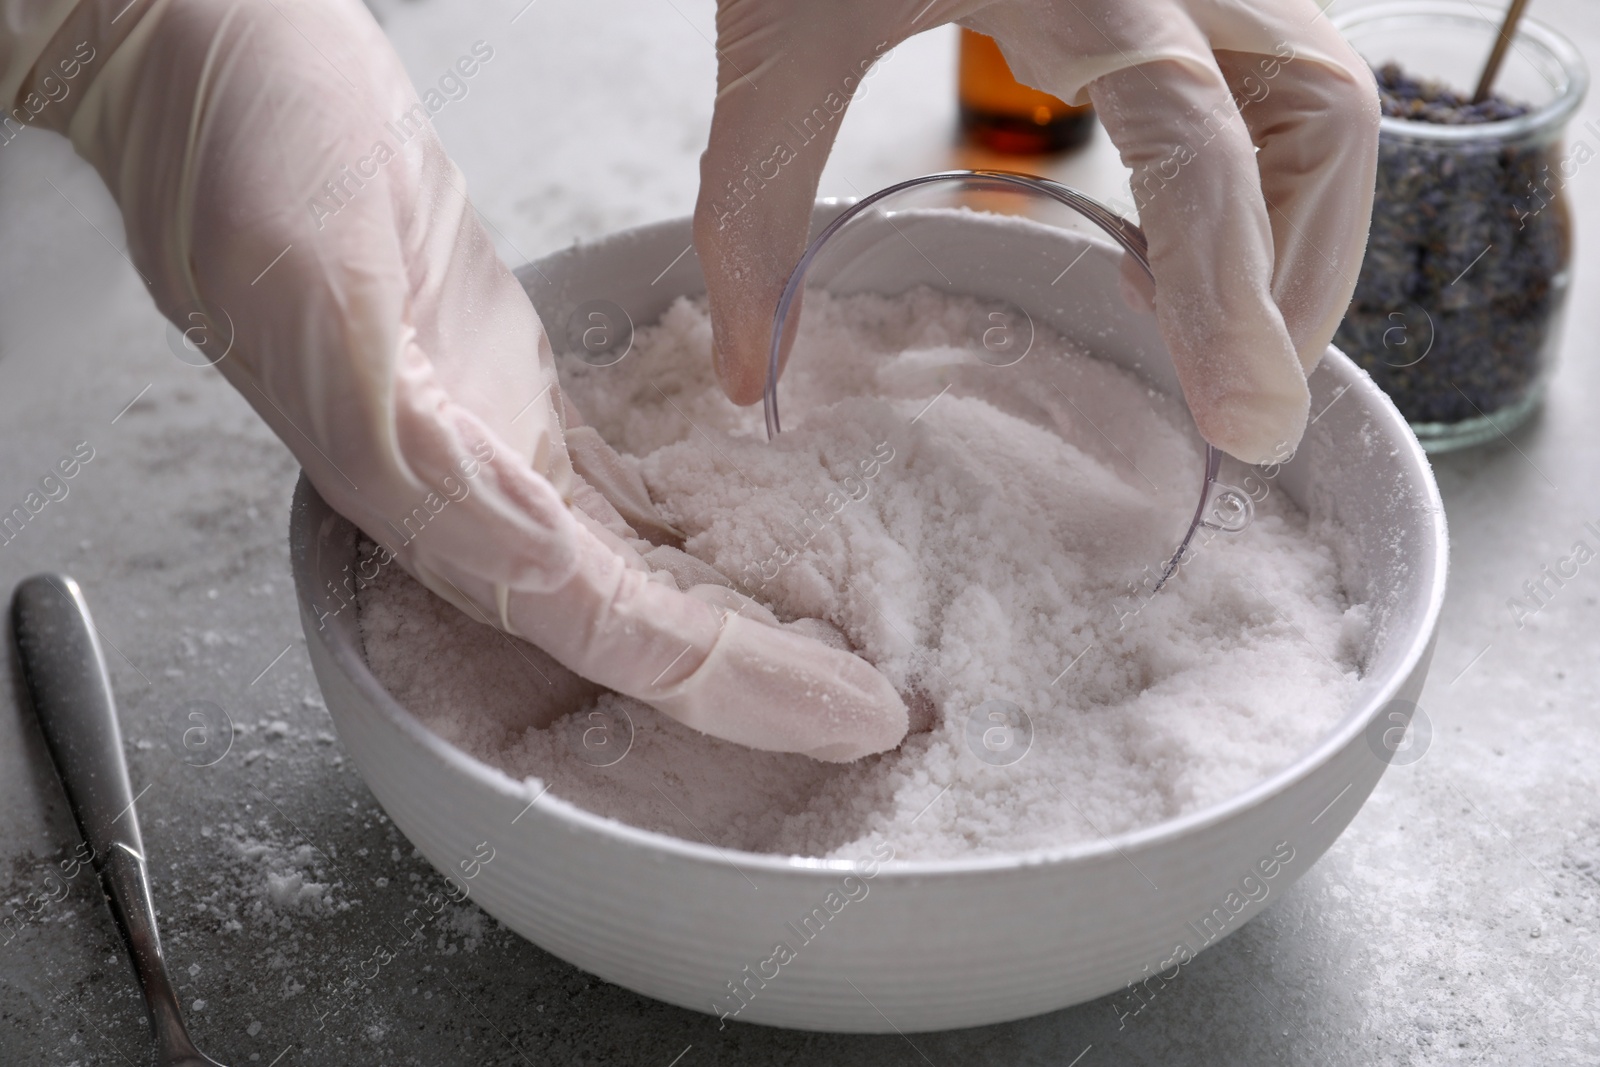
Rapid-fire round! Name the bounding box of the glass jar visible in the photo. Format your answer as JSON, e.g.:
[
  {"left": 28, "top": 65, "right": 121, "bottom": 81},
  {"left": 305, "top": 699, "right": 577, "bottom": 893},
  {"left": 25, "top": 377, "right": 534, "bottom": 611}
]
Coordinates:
[{"left": 1333, "top": 1, "right": 1588, "bottom": 452}]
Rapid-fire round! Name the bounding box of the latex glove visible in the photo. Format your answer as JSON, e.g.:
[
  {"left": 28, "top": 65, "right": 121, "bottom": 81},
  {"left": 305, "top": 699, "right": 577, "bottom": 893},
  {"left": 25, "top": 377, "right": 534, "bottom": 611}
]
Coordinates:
[
  {"left": 4, "top": 0, "right": 908, "bottom": 761},
  {"left": 695, "top": 0, "right": 1380, "bottom": 465}
]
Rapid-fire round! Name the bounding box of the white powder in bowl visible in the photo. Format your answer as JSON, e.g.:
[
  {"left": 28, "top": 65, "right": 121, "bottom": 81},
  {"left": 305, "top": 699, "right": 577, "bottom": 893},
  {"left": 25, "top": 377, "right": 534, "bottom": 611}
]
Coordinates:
[{"left": 358, "top": 290, "right": 1368, "bottom": 861}]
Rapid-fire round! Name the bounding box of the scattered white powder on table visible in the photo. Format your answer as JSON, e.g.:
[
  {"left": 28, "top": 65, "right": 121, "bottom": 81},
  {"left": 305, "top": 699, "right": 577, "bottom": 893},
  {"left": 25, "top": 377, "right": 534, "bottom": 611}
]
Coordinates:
[
  {"left": 190, "top": 819, "right": 352, "bottom": 933},
  {"left": 359, "top": 289, "right": 1368, "bottom": 861}
]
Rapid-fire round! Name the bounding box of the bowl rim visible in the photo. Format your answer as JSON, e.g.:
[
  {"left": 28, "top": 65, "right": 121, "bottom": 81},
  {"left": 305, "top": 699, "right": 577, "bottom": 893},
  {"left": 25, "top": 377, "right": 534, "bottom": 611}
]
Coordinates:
[{"left": 300, "top": 206, "right": 1449, "bottom": 880}]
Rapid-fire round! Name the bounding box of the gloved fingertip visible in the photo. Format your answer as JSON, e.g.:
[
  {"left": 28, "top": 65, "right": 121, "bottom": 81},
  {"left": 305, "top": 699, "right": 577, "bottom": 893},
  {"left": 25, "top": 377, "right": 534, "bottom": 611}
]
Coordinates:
[
  {"left": 694, "top": 202, "right": 767, "bottom": 408},
  {"left": 795, "top": 650, "right": 909, "bottom": 761},
  {"left": 805, "top": 702, "right": 909, "bottom": 763},
  {"left": 712, "top": 337, "right": 767, "bottom": 407},
  {"left": 1192, "top": 378, "right": 1310, "bottom": 466},
  {"left": 651, "top": 614, "right": 908, "bottom": 762},
  {"left": 713, "top": 275, "right": 786, "bottom": 408},
  {"left": 695, "top": 174, "right": 803, "bottom": 408}
]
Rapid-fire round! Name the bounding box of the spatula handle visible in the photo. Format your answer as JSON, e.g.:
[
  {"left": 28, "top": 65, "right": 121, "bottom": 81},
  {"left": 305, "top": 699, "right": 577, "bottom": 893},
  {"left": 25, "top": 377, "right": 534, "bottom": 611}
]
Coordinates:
[{"left": 11, "top": 574, "right": 197, "bottom": 1057}]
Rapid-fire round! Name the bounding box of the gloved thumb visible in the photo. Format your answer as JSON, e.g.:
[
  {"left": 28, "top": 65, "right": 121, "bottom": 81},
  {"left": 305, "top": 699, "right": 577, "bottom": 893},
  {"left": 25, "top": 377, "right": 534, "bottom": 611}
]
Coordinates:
[{"left": 693, "top": 7, "right": 897, "bottom": 406}]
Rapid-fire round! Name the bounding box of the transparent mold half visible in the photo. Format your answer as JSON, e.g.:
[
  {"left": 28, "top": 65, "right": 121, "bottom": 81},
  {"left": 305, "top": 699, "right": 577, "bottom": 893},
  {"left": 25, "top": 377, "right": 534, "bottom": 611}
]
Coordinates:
[{"left": 763, "top": 170, "right": 1253, "bottom": 592}]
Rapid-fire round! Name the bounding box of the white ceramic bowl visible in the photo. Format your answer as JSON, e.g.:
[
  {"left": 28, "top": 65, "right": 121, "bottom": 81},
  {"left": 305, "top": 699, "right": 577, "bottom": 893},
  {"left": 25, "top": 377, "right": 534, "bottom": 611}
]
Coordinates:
[{"left": 289, "top": 203, "right": 1448, "bottom": 1033}]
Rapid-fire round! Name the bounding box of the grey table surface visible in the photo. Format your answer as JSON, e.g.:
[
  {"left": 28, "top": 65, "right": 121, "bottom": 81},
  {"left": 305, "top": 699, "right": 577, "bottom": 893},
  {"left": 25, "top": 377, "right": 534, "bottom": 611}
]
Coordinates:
[{"left": 2, "top": 1, "right": 1597, "bottom": 1064}]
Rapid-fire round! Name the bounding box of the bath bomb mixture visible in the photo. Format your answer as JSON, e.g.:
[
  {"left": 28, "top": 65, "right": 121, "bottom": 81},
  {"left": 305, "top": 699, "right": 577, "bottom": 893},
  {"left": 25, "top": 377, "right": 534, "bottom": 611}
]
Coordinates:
[{"left": 359, "top": 289, "right": 1368, "bottom": 860}]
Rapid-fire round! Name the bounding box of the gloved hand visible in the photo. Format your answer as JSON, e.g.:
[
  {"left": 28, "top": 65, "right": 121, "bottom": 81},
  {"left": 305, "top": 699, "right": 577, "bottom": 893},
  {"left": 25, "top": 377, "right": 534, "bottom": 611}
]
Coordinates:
[
  {"left": 696, "top": 0, "right": 1380, "bottom": 465},
  {"left": 3, "top": 0, "right": 909, "bottom": 761}
]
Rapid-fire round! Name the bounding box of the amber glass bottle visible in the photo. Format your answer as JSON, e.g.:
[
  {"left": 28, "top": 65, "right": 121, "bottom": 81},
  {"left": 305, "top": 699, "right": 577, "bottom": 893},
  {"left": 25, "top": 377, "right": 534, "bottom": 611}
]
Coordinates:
[{"left": 958, "top": 29, "right": 1095, "bottom": 154}]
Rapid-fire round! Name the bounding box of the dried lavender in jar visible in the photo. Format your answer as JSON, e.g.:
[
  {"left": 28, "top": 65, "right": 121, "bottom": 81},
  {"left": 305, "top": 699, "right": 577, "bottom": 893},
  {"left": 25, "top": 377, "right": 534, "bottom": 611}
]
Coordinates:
[{"left": 1335, "top": 63, "right": 1571, "bottom": 428}]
